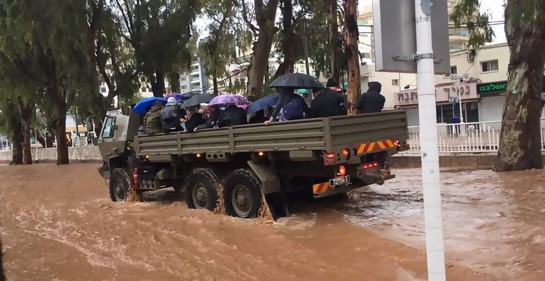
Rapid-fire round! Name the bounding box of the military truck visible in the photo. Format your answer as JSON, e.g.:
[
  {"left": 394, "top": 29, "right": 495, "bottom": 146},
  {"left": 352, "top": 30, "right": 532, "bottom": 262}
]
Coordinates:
[{"left": 97, "top": 108, "right": 409, "bottom": 219}]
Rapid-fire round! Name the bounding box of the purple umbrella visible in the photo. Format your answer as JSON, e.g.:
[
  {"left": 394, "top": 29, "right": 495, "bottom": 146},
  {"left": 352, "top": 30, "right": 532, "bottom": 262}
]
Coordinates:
[{"left": 208, "top": 94, "right": 247, "bottom": 106}]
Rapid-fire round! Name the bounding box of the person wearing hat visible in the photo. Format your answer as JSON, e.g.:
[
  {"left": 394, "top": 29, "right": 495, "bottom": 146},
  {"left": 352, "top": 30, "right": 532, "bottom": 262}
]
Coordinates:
[
  {"left": 160, "top": 97, "right": 185, "bottom": 132},
  {"left": 325, "top": 78, "right": 348, "bottom": 115},
  {"left": 356, "top": 81, "right": 385, "bottom": 114}
]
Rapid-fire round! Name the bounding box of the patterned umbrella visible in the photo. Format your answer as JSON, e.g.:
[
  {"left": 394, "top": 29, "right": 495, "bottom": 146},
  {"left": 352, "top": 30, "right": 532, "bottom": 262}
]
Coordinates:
[{"left": 208, "top": 94, "right": 247, "bottom": 106}]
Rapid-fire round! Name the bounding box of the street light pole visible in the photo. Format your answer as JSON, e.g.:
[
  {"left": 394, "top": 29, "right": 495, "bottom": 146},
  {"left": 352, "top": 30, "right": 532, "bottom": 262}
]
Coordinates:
[{"left": 414, "top": 0, "right": 446, "bottom": 280}]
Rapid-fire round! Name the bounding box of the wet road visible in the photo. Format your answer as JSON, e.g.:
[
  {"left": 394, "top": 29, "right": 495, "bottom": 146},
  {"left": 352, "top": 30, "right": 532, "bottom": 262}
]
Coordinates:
[
  {"left": 344, "top": 168, "right": 545, "bottom": 280},
  {"left": 0, "top": 164, "right": 542, "bottom": 280}
]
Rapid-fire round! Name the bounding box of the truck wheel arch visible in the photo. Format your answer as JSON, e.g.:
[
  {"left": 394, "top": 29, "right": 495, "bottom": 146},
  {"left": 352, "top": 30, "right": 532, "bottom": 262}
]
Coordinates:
[{"left": 246, "top": 161, "right": 281, "bottom": 194}]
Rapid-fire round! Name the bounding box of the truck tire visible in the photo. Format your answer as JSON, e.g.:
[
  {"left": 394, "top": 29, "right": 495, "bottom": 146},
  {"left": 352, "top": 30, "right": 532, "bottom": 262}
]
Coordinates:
[
  {"left": 110, "top": 168, "right": 131, "bottom": 202},
  {"left": 184, "top": 168, "right": 218, "bottom": 211},
  {"left": 223, "top": 169, "right": 262, "bottom": 219}
]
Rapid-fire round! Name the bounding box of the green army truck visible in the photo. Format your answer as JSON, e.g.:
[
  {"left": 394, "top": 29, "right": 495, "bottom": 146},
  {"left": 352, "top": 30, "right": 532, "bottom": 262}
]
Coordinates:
[{"left": 97, "top": 108, "right": 409, "bottom": 219}]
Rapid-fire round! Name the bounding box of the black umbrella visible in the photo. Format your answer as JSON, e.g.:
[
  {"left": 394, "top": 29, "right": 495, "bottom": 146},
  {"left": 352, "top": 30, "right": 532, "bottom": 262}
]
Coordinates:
[
  {"left": 181, "top": 94, "right": 216, "bottom": 108},
  {"left": 268, "top": 73, "right": 324, "bottom": 89}
]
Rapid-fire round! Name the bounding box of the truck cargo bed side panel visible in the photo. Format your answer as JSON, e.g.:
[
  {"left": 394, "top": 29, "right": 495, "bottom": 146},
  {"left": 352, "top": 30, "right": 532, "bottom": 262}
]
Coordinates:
[
  {"left": 325, "top": 111, "right": 408, "bottom": 152},
  {"left": 233, "top": 120, "right": 326, "bottom": 151},
  {"left": 180, "top": 129, "right": 231, "bottom": 153},
  {"left": 134, "top": 134, "right": 179, "bottom": 155}
]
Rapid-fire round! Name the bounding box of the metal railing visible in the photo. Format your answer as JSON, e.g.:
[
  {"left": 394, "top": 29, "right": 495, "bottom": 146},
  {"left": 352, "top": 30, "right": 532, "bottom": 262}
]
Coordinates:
[{"left": 405, "top": 119, "right": 545, "bottom": 154}]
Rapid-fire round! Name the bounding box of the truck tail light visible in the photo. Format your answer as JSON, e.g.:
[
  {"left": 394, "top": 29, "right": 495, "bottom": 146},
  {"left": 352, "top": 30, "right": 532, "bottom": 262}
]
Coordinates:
[
  {"left": 362, "top": 162, "right": 378, "bottom": 169},
  {"left": 342, "top": 148, "right": 350, "bottom": 158},
  {"left": 338, "top": 165, "right": 346, "bottom": 176},
  {"left": 326, "top": 152, "right": 336, "bottom": 159},
  {"left": 132, "top": 168, "right": 140, "bottom": 189}
]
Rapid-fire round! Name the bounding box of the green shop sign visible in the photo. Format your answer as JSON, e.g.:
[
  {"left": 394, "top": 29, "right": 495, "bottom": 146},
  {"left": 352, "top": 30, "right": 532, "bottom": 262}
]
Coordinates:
[{"left": 477, "top": 81, "right": 507, "bottom": 95}]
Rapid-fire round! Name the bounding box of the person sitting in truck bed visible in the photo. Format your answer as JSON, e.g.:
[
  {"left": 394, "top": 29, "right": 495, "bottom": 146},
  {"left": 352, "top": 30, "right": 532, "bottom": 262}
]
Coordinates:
[
  {"left": 144, "top": 101, "right": 164, "bottom": 135},
  {"left": 218, "top": 104, "right": 247, "bottom": 127},
  {"left": 183, "top": 106, "right": 205, "bottom": 133},
  {"left": 307, "top": 87, "right": 345, "bottom": 118},
  {"left": 356, "top": 81, "right": 386, "bottom": 114},
  {"left": 264, "top": 88, "right": 308, "bottom": 125},
  {"left": 161, "top": 97, "right": 185, "bottom": 132},
  {"left": 194, "top": 105, "right": 220, "bottom": 132}
]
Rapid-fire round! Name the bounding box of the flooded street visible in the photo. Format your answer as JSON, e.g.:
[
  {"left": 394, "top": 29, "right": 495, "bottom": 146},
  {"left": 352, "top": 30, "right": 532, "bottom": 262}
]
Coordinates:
[
  {"left": 343, "top": 168, "right": 545, "bottom": 280},
  {"left": 0, "top": 164, "right": 542, "bottom": 280}
]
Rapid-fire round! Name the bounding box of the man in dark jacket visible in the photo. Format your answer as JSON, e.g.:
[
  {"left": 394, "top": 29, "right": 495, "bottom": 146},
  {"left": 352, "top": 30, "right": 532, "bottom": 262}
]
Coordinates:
[
  {"left": 356, "top": 81, "right": 386, "bottom": 114},
  {"left": 326, "top": 78, "right": 348, "bottom": 114},
  {"left": 194, "top": 105, "right": 219, "bottom": 132},
  {"left": 308, "top": 88, "right": 345, "bottom": 118}
]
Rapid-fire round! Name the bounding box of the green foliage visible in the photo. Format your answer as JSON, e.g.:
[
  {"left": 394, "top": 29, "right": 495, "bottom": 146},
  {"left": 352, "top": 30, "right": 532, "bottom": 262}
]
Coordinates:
[
  {"left": 199, "top": 0, "right": 237, "bottom": 93},
  {"left": 450, "top": 0, "right": 496, "bottom": 48},
  {"left": 113, "top": 0, "right": 200, "bottom": 96}
]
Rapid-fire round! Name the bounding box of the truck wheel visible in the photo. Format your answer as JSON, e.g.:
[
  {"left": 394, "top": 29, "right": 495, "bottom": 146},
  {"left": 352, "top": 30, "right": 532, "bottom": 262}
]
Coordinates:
[
  {"left": 184, "top": 168, "right": 218, "bottom": 211},
  {"left": 223, "top": 169, "right": 262, "bottom": 219},
  {"left": 110, "top": 168, "right": 130, "bottom": 202}
]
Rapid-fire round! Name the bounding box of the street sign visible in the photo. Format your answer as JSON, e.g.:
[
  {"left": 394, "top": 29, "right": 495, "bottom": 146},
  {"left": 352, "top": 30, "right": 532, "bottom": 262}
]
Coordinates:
[
  {"left": 477, "top": 81, "right": 507, "bottom": 94},
  {"left": 372, "top": 0, "right": 450, "bottom": 74}
]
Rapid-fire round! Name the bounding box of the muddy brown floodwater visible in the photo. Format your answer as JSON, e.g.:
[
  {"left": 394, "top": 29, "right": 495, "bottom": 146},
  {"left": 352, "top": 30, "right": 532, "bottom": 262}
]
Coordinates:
[{"left": 0, "top": 164, "right": 541, "bottom": 280}]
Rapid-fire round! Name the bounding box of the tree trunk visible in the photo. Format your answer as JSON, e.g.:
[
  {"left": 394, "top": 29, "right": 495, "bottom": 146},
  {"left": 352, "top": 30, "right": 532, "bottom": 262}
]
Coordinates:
[
  {"left": 246, "top": 0, "right": 279, "bottom": 98},
  {"left": 47, "top": 84, "right": 69, "bottom": 164},
  {"left": 342, "top": 0, "right": 361, "bottom": 114},
  {"left": 212, "top": 72, "right": 219, "bottom": 95},
  {"left": 272, "top": 0, "right": 296, "bottom": 80},
  {"left": 169, "top": 71, "right": 180, "bottom": 93},
  {"left": 9, "top": 106, "right": 23, "bottom": 165},
  {"left": 328, "top": 0, "right": 340, "bottom": 82},
  {"left": 151, "top": 71, "right": 166, "bottom": 97},
  {"left": 54, "top": 104, "right": 69, "bottom": 165},
  {"left": 495, "top": 5, "right": 545, "bottom": 171},
  {"left": 18, "top": 100, "right": 34, "bottom": 165}
]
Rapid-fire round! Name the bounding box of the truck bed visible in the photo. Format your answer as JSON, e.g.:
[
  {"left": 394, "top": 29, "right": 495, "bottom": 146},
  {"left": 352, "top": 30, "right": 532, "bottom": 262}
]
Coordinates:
[{"left": 133, "top": 110, "right": 408, "bottom": 156}]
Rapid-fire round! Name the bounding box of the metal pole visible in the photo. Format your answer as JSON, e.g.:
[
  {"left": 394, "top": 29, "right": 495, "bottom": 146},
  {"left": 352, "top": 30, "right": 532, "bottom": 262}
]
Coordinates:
[
  {"left": 34, "top": 108, "right": 39, "bottom": 159},
  {"left": 414, "top": 0, "right": 446, "bottom": 280},
  {"left": 303, "top": 22, "right": 310, "bottom": 75}
]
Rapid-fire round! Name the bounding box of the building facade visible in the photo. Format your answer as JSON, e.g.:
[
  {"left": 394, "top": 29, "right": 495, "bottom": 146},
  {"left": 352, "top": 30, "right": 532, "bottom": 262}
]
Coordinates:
[{"left": 392, "top": 43, "right": 545, "bottom": 127}]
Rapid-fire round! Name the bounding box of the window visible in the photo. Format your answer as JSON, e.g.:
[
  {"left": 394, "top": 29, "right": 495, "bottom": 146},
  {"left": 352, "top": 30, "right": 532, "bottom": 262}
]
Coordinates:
[
  {"left": 392, "top": 79, "right": 399, "bottom": 86},
  {"left": 181, "top": 85, "right": 187, "bottom": 90},
  {"left": 101, "top": 117, "right": 116, "bottom": 139},
  {"left": 450, "top": 66, "right": 457, "bottom": 74},
  {"left": 141, "top": 87, "right": 148, "bottom": 92},
  {"left": 481, "top": 60, "right": 499, "bottom": 72},
  {"left": 100, "top": 87, "right": 107, "bottom": 93},
  {"left": 361, "top": 52, "right": 371, "bottom": 58}
]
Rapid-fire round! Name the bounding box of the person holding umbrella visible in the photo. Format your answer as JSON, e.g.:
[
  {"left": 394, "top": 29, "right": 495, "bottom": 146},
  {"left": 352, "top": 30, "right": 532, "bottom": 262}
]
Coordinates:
[{"left": 265, "top": 73, "right": 322, "bottom": 125}]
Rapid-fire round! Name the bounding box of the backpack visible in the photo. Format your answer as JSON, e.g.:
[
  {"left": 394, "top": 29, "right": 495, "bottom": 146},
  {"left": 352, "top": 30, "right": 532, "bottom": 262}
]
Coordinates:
[
  {"left": 160, "top": 105, "right": 181, "bottom": 130},
  {"left": 279, "top": 95, "right": 305, "bottom": 121}
]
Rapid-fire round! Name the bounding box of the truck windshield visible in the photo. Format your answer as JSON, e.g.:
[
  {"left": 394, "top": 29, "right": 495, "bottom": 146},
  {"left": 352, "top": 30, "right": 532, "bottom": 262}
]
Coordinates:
[{"left": 102, "top": 116, "right": 116, "bottom": 139}]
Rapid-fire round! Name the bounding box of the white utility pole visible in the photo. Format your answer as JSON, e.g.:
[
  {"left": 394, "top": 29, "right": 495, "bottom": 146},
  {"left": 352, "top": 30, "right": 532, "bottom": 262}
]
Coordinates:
[{"left": 414, "top": 0, "right": 446, "bottom": 280}]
